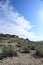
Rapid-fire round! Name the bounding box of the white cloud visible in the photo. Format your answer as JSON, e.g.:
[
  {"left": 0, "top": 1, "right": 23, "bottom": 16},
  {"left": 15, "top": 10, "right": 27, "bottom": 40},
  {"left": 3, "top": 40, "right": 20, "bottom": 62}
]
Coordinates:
[
  {"left": 38, "top": 9, "right": 43, "bottom": 24},
  {"left": 0, "top": 0, "right": 37, "bottom": 41}
]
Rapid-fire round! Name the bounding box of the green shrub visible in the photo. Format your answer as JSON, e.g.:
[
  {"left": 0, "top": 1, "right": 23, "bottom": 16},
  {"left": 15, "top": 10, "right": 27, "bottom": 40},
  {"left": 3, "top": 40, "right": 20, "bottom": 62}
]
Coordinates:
[
  {"left": 30, "top": 45, "right": 35, "bottom": 50},
  {"left": 2, "top": 45, "right": 18, "bottom": 57},
  {"left": 36, "top": 47, "right": 43, "bottom": 57},
  {"left": 20, "top": 46, "right": 30, "bottom": 53}
]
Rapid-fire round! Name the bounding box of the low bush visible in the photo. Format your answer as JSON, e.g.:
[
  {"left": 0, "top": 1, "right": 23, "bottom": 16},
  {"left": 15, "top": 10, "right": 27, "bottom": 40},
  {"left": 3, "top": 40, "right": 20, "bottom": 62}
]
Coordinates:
[
  {"left": 30, "top": 45, "right": 35, "bottom": 50},
  {"left": 20, "top": 46, "right": 30, "bottom": 53},
  {"left": 16, "top": 42, "right": 21, "bottom": 47},
  {"left": 1, "top": 44, "right": 18, "bottom": 57},
  {"left": 36, "top": 47, "right": 43, "bottom": 57}
]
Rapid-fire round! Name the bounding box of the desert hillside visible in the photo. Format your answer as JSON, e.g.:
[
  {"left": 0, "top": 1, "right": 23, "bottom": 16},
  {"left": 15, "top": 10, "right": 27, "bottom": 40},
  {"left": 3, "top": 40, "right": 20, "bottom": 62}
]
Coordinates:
[{"left": 0, "top": 34, "right": 43, "bottom": 65}]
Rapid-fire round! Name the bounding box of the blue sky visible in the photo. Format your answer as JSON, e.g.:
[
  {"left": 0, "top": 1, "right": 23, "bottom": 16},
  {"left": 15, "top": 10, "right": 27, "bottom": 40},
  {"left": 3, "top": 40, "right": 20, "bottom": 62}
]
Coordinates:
[{"left": 0, "top": 0, "right": 43, "bottom": 41}]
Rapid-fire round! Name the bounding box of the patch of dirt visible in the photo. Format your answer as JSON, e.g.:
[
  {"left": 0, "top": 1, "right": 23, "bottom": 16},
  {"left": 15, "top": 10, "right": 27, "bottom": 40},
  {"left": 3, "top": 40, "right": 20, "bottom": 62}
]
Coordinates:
[{"left": 0, "top": 51, "right": 43, "bottom": 65}]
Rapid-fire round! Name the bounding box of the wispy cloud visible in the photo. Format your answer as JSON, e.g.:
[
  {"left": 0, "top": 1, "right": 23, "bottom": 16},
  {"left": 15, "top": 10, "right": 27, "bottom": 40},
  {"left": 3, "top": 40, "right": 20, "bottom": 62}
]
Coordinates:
[{"left": 0, "top": 0, "right": 37, "bottom": 41}]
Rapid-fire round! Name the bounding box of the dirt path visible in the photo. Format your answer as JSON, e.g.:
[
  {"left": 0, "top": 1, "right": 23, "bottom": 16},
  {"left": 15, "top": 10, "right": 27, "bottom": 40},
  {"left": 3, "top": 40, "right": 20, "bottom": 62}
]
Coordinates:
[{"left": 0, "top": 51, "right": 43, "bottom": 65}]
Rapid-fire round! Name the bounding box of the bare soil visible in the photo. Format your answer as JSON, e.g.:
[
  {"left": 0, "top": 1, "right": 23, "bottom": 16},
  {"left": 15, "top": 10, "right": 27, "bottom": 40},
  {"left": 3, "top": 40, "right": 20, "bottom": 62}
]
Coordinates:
[{"left": 0, "top": 50, "right": 43, "bottom": 65}]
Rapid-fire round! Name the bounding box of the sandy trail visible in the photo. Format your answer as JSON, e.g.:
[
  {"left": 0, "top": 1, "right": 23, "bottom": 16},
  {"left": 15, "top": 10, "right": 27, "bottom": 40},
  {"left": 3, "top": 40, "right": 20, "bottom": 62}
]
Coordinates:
[{"left": 0, "top": 51, "right": 43, "bottom": 65}]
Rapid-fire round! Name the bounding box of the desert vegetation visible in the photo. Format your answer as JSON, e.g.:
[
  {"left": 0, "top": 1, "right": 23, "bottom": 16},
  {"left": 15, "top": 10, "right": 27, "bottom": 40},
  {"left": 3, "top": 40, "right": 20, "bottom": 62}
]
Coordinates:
[
  {"left": 0, "top": 34, "right": 43, "bottom": 65},
  {"left": 0, "top": 34, "right": 43, "bottom": 57}
]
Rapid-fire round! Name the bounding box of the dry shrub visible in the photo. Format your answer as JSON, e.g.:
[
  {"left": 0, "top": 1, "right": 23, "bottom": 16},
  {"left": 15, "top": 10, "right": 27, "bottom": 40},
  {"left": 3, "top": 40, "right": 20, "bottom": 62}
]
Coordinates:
[{"left": 2, "top": 44, "right": 18, "bottom": 57}]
